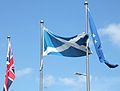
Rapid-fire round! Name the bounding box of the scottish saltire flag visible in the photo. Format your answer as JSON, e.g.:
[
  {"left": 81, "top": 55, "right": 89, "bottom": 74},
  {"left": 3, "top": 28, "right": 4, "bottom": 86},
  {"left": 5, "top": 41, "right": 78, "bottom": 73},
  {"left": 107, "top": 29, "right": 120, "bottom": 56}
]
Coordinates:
[
  {"left": 3, "top": 36, "right": 15, "bottom": 91},
  {"left": 88, "top": 9, "right": 118, "bottom": 68},
  {"left": 43, "top": 27, "right": 91, "bottom": 57}
]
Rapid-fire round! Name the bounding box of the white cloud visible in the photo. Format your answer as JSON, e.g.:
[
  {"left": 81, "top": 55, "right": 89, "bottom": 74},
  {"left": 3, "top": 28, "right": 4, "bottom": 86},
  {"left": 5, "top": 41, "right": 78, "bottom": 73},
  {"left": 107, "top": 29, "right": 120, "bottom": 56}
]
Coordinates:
[
  {"left": 44, "top": 74, "right": 86, "bottom": 89},
  {"left": 16, "top": 68, "right": 33, "bottom": 77},
  {"left": 100, "top": 23, "right": 120, "bottom": 47},
  {"left": 44, "top": 75, "right": 55, "bottom": 87},
  {"left": 43, "top": 74, "right": 120, "bottom": 91},
  {"left": 59, "top": 77, "right": 77, "bottom": 86},
  {"left": 91, "top": 76, "right": 120, "bottom": 91}
]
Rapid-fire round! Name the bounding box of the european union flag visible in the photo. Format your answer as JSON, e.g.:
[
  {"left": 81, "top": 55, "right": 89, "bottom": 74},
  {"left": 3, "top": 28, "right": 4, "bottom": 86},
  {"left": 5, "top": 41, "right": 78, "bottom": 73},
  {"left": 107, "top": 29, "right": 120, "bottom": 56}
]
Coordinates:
[
  {"left": 43, "top": 27, "right": 91, "bottom": 57},
  {"left": 88, "top": 9, "right": 118, "bottom": 68}
]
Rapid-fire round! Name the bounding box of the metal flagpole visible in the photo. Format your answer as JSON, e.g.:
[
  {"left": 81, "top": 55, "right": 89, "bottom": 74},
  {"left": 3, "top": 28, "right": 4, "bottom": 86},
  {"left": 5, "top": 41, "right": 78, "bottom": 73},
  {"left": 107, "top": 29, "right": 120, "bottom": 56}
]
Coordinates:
[
  {"left": 40, "top": 20, "right": 44, "bottom": 91},
  {"left": 7, "top": 35, "right": 10, "bottom": 50},
  {"left": 7, "top": 35, "right": 11, "bottom": 62},
  {"left": 84, "top": 0, "right": 90, "bottom": 91}
]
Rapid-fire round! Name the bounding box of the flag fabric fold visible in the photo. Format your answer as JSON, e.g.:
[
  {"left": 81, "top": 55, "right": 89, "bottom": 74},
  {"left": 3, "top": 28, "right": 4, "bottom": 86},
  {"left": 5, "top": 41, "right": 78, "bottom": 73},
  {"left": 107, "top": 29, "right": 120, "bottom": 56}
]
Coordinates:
[
  {"left": 3, "top": 37, "right": 15, "bottom": 91},
  {"left": 43, "top": 27, "right": 91, "bottom": 57},
  {"left": 88, "top": 9, "right": 118, "bottom": 68}
]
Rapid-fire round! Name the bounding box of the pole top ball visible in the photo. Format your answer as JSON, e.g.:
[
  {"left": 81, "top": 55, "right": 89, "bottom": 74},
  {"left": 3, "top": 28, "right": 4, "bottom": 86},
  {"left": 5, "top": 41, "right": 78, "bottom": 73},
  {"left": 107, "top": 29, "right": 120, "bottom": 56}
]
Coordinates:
[
  {"left": 84, "top": 1, "right": 88, "bottom": 5},
  {"left": 7, "top": 36, "right": 10, "bottom": 39},
  {"left": 40, "top": 20, "right": 44, "bottom": 23}
]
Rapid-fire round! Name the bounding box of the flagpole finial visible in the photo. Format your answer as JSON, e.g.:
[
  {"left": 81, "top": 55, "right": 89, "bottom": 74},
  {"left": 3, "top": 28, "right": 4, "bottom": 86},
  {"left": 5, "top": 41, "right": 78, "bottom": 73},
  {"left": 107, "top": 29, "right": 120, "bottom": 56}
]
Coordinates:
[
  {"left": 40, "top": 20, "right": 44, "bottom": 23},
  {"left": 7, "top": 36, "right": 11, "bottom": 39},
  {"left": 84, "top": 1, "right": 88, "bottom": 5}
]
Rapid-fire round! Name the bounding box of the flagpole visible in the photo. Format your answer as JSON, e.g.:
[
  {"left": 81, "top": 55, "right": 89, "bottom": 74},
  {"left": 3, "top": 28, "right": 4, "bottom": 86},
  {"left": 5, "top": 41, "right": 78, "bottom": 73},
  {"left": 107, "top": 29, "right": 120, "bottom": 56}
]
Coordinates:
[
  {"left": 7, "top": 36, "right": 11, "bottom": 57},
  {"left": 84, "top": 1, "right": 90, "bottom": 91},
  {"left": 7, "top": 35, "right": 10, "bottom": 62},
  {"left": 40, "top": 20, "right": 44, "bottom": 91},
  {"left": 7, "top": 36, "right": 10, "bottom": 43}
]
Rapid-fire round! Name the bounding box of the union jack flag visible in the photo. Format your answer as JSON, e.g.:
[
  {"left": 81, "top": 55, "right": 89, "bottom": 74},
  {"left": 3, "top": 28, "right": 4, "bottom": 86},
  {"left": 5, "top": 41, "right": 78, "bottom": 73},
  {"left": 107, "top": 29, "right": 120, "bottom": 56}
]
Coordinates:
[{"left": 3, "top": 36, "right": 15, "bottom": 91}]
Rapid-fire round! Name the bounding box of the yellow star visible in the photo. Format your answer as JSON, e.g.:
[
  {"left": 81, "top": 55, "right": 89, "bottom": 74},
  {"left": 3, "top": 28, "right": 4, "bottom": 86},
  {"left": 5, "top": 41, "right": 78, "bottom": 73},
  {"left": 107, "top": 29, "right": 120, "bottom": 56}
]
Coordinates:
[
  {"left": 92, "top": 33, "right": 96, "bottom": 38},
  {"left": 93, "top": 40, "right": 97, "bottom": 44}
]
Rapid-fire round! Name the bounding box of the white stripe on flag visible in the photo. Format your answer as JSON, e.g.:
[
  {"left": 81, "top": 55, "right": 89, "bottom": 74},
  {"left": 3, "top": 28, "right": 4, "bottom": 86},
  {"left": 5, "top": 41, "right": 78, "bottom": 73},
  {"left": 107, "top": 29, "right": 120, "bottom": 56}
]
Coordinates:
[{"left": 44, "top": 30, "right": 88, "bottom": 56}]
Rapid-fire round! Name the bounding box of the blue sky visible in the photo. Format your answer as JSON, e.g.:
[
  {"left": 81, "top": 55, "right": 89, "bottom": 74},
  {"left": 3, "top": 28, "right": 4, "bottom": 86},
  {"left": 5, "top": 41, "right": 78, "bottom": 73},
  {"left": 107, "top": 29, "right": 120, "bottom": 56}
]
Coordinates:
[{"left": 0, "top": 0, "right": 120, "bottom": 91}]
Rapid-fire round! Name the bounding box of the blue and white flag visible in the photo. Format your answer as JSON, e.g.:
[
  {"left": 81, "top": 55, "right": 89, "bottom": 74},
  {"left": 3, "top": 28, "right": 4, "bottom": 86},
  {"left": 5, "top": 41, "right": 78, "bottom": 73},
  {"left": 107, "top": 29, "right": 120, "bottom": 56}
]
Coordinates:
[
  {"left": 88, "top": 9, "right": 118, "bottom": 68},
  {"left": 43, "top": 27, "right": 91, "bottom": 57}
]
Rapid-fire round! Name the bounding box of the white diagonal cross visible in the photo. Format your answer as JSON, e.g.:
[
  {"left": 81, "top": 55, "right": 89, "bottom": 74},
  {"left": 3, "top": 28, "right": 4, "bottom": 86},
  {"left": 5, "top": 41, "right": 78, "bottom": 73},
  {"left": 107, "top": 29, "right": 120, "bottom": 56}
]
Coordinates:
[{"left": 43, "top": 27, "right": 90, "bottom": 56}]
